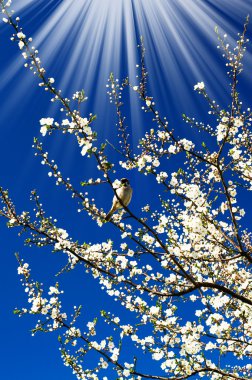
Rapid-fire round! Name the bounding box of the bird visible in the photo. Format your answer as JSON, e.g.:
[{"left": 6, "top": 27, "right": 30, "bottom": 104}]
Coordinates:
[{"left": 105, "top": 178, "right": 133, "bottom": 222}]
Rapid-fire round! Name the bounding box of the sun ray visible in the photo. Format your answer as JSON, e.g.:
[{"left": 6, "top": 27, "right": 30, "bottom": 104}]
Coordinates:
[{"left": 0, "top": 0, "right": 251, "bottom": 151}]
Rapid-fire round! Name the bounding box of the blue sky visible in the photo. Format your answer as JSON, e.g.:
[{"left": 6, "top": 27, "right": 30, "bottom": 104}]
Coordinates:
[{"left": 0, "top": 1, "right": 252, "bottom": 379}]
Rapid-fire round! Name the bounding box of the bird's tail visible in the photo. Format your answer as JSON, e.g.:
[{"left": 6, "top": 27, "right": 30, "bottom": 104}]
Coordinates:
[{"left": 105, "top": 209, "right": 114, "bottom": 222}]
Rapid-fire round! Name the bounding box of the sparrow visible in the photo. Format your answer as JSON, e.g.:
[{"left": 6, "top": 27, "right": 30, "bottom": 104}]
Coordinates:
[{"left": 105, "top": 178, "right": 133, "bottom": 222}]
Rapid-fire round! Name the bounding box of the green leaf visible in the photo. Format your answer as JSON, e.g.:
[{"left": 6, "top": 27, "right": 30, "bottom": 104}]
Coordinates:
[{"left": 90, "top": 115, "right": 97, "bottom": 122}]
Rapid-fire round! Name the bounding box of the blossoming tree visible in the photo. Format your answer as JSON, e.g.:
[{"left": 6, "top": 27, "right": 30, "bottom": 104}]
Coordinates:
[{"left": 1, "top": 1, "right": 252, "bottom": 379}]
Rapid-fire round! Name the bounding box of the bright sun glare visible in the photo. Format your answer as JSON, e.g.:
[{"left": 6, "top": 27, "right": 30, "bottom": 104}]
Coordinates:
[{"left": 1, "top": 0, "right": 251, "bottom": 131}]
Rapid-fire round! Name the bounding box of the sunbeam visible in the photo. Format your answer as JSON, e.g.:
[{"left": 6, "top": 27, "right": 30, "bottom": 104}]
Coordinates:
[{"left": 0, "top": 0, "right": 251, "bottom": 164}]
